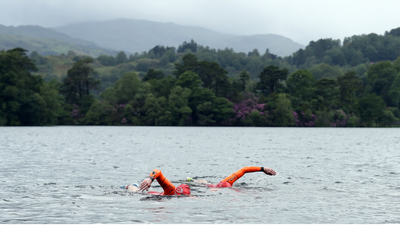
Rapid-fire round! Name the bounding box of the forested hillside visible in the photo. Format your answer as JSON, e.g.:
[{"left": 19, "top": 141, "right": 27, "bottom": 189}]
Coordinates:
[
  {"left": 1, "top": 27, "right": 400, "bottom": 127},
  {"left": 53, "top": 19, "right": 304, "bottom": 57}
]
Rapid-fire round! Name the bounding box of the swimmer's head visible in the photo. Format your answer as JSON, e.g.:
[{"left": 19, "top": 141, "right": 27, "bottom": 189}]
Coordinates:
[{"left": 126, "top": 183, "right": 140, "bottom": 192}]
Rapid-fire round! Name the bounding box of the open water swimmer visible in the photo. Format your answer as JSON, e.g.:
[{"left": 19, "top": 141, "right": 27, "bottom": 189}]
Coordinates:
[{"left": 124, "top": 166, "right": 276, "bottom": 195}]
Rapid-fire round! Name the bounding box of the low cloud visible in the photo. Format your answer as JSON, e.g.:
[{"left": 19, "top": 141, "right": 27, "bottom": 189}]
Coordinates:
[{"left": 1, "top": 0, "right": 399, "bottom": 45}]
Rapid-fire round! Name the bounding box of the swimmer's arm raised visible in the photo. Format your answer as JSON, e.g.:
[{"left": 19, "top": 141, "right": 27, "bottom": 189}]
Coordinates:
[
  {"left": 140, "top": 178, "right": 153, "bottom": 191},
  {"left": 240, "top": 167, "right": 277, "bottom": 176},
  {"left": 140, "top": 168, "right": 161, "bottom": 191},
  {"left": 221, "top": 166, "right": 276, "bottom": 186}
]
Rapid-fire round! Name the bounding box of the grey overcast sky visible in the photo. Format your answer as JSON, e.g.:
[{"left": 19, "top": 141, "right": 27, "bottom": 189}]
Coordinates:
[{"left": 1, "top": 0, "right": 399, "bottom": 45}]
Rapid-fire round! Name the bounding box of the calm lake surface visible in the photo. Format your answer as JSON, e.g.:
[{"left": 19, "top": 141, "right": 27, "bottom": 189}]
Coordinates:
[{"left": 1, "top": 126, "right": 400, "bottom": 223}]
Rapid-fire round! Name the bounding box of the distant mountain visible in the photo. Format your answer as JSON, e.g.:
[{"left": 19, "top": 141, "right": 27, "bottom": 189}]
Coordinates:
[
  {"left": 0, "top": 24, "right": 104, "bottom": 48},
  {"left": 0, "top": 24, "right": 118, "bottom": 56},
  {"left": 53, "top": 19, "right": 304, "bottom": 57}
]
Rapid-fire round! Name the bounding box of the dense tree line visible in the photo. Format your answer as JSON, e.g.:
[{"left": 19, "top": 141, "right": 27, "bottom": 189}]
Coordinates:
[
  {"left": 289, "top": 27, "right": 400, "bottom": 70},
  {"left": 0, "top": 48, "right": 65, "bottom": 125},
  {"left": 3, "top": 26, "right": 400, "bottom": 127},
  {"left": 89, "top": 27, "right": 400, "bottom": 86},
  {"left": 2, "top": 45, "right": 400, "bottom": 127}
]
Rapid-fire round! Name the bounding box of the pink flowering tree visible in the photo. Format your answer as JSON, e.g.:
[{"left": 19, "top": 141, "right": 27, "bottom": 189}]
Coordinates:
[
  {"left": 330, "top": 109, "right": 348, "bottom": 127},
  {"left": 292, "top": 110, "right": 316, "bottom": 127},
  {"left": 230, "top": 92, "right": 267, "bottom": 126},
  {"left": 107, "top": 104, "right": 128, "bottom": 125}
]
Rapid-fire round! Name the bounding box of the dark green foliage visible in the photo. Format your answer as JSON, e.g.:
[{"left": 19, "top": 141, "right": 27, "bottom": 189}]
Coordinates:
[
  {"left": 60, "top": 57, "right": 100, "bottom": 106},
  {"left": 393, "top": 57, "right": 400, "bottom": 72},
  {"left": 142, "top": 69, "right": 164, "bottom": 82},
  {"left": 167, "top": 86, "right": 192, "bottom": 126},
  {"left": 142, "top": 94, "right": 168, "bottom": 125},
  {"left": 356, "top": 64, "right": 368, "bottom": 77},
  {"left": 137, "top": 61, "right": 150, "bottom": 72},
  {"left": 83, "top": 100, "right": 114, "bottom": 125},
  {"left": 212, "top": 97, "right": 234, "bottom": 125},
  {"left": 325, "top": 48, "right": 346, "bottom": 66},
  {"left": 309, "top": 63, "right": 343, "bottom": 80},
  {"left": 245, "top": 57, "right": 263, "bottom": 78},
  {"left": 189, "top": 86, "right": 216, "bottom": 125},
  {"left": 195, "top": 95, "right": 234, "bottom": 126},
  {"left": 159, "top": 50, "right": 176, "bottom": 67},
  {"left": 148, "top": 74, "right": 176, "bottom": 98},
  {"left": 367, "top": 61, "right": 398, "bottom": 106},
  {"left": 173, "top": 54, "right": 198, "bottom": 78},
  {"left": 177, "top": 40, "right": 198, "bottom": 53},
  {"left": 149, "top": 45, "right": 175, "bottom": 58},
  {"left": 286, "top": 69, "right": 315, "bottom": 101},
  {"left": 290, "top": 31, "right": 400, "bottom": 69},
  {"left": 257, "top": 65, "right": 288, "bottom": 96},
  {"left": 238, "top": 70, "right": 250, "bottom": 91},
  {"left": 346, "top": 115, "right": 359, "bottom": 127},
  {"left": 173, "top": 54, "right": 230, "bottom": 97},
  {"left": 115, "top": 51, "right": 128, "bottom": 65},
  {"left": 378, "top": 110, "right": 397, "bottom": 127},
  {"left": 5, "top": 26, "right": 400, "bottom": 127},
  {"left": 315, "top": 78, "right": 338, "bottom": 109},
  {"left": 248, "top": 49, "right": 260, "bottom": 57},
  {"left": 272, "top": 94, "right": 294, "bottom": 126},
  {"left": 98, "top": 55, "right": 116, "bottom": 66},
  {"left": 388, "top": 72, "right": 400, "bottom": 108},
  {"left": 357, "top": 93, "right": 386, "bottom": 126},
  {"left": 197, "top": 61, "right": 230, "bottom": 97},
  {"left": 175, "top": 71, "right": 201, "bottom": 90},
  {"left": 101, "top": 72, "right": 144, "bottom": 104},
  {"left": 314, "top": 110, "right": 332, "bottom": 127},
  {"left": 291, "top": 39, "right": 341, "bottom": 67},
  {"left": 337, "top": 71, "right": 363, "bottom": 111},
  {"left": 0, "top": 48, "right": 62, "bottom": 125},
  {"left": 386, "top": 27, "right": 400, "bottom": 37}
]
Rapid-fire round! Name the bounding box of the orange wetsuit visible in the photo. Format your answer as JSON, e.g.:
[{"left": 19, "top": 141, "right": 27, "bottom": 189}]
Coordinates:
[
  {"left": 147, "top": 167, "right": 264, "bottom": 194},
  {"left": 216, "top": 166, "right": 264, "bottom": 187},
  {"left": 148, "top": 169, "right": 190, "bottom": 195}
]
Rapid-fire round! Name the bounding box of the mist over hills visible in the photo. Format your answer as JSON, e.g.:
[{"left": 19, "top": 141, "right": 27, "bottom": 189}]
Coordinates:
[
  {"left": 0, "top": 24, "right": 100, "bottom": 48},
  {"left": 53, "top": 19, "right": 304, "bottom": 56},
  {"left": 0, "top": 19, "right": 305, "bottom": 57},
  {"left": 0, "top": 24, "right": 118, "bottom": 56}
]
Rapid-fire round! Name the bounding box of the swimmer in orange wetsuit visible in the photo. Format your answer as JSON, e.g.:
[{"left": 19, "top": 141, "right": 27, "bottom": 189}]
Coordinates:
[
  {"left": 139, "top": 167, "right": 276, "bottom": 195},
  {"left": 139, "top": 169, "right": 191, "bottom": 195}
]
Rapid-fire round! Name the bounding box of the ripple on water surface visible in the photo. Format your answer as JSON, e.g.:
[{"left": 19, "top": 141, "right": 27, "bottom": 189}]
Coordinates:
[{"left": 0, "top": 127, "right": 400, "bottom": 223}]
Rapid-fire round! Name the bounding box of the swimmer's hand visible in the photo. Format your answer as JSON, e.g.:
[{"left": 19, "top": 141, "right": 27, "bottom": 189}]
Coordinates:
[
  {"left": 140, "top": 178, "right": 153, "bottom": 191},
  {"left": 263, "top": 167, "right": 276, "bottom": 176}
]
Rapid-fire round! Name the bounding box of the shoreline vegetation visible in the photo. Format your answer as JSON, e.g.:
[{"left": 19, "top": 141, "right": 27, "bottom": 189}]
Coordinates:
[{"left": 2, "top": 28, "right": 400, "bottom": 127}]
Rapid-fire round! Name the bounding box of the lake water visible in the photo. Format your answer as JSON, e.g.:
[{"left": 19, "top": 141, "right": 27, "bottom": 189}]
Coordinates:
[{"left": 0, "top": 126, "right": 400, "bottom": 223}]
